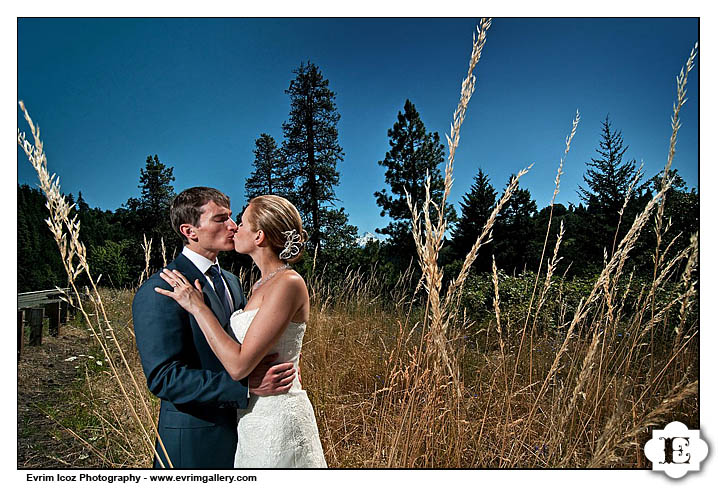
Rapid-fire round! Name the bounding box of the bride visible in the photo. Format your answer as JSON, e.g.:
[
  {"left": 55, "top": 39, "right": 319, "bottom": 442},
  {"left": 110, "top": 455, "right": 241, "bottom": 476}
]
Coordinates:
[{"left": 155, "top": 195, "right": 327, "bottom": 468}]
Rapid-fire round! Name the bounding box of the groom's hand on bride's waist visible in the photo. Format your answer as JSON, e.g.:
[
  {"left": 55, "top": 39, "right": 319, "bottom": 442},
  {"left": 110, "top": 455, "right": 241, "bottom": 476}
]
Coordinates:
[{"left": 248, "top": 353, "right": 296, "bottom": 396}]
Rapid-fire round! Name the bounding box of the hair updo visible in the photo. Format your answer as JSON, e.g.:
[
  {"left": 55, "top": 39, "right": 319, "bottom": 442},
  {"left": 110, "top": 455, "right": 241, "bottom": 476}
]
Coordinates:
[{"left": 246, "top": 195, "right": 306, "bottom": 264}]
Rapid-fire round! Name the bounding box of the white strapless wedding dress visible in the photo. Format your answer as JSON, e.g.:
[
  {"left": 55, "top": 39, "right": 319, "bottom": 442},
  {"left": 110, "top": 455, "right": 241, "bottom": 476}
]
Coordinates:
[{"left": 230, "top": 308, "right": 327, "bottom": 468}]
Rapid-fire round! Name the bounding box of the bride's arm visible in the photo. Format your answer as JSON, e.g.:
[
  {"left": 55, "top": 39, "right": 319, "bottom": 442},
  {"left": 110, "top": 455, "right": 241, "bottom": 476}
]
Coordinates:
[
  {"left": 155, "top": 268, "right": 303, "bottom": 381},
  {"left": 235, "top": 273, "right": 307, "bottom": 379}
]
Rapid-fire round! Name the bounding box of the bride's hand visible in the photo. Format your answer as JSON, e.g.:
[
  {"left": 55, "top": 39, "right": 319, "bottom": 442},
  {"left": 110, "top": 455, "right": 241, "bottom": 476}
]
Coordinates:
[{"left": 155, "top": 268, "right": 205, "bottom": 314}]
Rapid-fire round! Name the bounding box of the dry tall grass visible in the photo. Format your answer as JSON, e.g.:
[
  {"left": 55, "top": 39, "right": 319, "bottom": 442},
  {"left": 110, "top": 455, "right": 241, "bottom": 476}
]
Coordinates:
[
  {"left": 305, "top": 21, "right": 698, "bottom": 468},
  {"left": 18, "top": 102, "right": 166, "bottom": 467},
  {"left": 18, "top": 21, "right": 698, "bottom": 469}
]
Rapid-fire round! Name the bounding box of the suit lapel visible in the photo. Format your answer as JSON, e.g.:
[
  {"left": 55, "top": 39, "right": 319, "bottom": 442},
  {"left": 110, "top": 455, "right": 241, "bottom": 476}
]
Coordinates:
[{"left": 173, "top": 254, "right": 230, "bottom": 326}]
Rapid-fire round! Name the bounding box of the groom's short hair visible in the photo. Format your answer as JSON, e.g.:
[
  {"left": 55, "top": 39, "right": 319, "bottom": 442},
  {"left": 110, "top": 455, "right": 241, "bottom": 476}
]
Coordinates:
[{"left": 170, "top": 187, "right": 231, "bottom": 244}]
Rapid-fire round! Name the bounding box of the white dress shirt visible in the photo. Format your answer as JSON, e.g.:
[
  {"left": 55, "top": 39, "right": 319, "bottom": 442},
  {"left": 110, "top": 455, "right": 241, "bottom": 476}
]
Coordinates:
[
  {"left": 181, "top": 247, "right": 235, "bottom": 311},
  {"left": 181, "top": 247, "right": 249, "bottom": 398}
]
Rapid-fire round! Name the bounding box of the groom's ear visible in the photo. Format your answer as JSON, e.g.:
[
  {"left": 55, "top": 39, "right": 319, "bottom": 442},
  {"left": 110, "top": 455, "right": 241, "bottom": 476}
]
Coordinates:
[{"left": 180, "top": 223, "right": 197, "bottom": 241}]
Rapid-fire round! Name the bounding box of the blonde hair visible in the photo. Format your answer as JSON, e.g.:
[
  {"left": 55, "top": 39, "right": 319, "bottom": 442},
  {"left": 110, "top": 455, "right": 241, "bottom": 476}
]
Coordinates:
[{"left": 246, "top": 195, "right": 306, "bottom": 264}]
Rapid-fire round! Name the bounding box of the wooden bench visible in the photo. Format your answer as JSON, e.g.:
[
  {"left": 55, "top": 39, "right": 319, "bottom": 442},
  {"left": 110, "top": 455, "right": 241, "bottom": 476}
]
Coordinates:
[{"left": 17, "top": 288, "right": 73, "bottom": 359}]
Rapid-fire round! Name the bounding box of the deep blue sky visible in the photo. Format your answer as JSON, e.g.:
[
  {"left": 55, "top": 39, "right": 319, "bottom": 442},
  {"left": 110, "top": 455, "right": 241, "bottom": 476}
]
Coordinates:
[{"left": 17, "top": 18, "right": 699, "bottom": 237}]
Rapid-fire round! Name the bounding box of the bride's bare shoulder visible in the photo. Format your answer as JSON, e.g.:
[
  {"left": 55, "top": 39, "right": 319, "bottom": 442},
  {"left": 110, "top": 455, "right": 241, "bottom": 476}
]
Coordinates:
[
  {"left": 262, "top": 268, "right": 302, "bottom": 291},
  {"left": 279, "top": 268, "right": 306, "bottom": 284},
  {"left": 277, "top": 270, "right": 308, "bottom": 299}
]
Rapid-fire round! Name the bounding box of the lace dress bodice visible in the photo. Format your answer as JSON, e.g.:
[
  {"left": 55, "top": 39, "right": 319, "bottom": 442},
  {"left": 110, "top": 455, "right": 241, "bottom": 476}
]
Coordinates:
[{"left": 231, "top": 308, "right": 305, "bottom": 393}]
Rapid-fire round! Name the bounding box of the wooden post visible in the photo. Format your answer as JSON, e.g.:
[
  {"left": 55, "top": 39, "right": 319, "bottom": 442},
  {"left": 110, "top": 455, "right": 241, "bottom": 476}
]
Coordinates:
[
  {"left": 28, "top": 308, "right": 44, "bottom": 346},
  {"left": 17, "top": 310, "right": 24, "bottom": 360},
  {"left": 46, "top": 302, "right": 60, "bottom": 337},
  {"left": 60, "top": 300, "right": 68, "bottom": 325}
]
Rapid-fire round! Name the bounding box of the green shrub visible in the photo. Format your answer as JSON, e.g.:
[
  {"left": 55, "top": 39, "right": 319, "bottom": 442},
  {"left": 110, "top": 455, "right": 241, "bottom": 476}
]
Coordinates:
[{"left": 88, "top": 239, "right": 132, "bottom": 287}]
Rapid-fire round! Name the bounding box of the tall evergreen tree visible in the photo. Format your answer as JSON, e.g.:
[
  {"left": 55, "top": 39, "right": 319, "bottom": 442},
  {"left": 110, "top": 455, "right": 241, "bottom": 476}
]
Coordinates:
[
  {"left": 629, "top": 168, "right": 699, "bottom": 274},
  {"left": 578, "top": 116, "right": 644, "bottom": 258},
  {"left": 648, "top": 169, "right": 698, "bottom": 245},
  {"left": 493, "top": 176, "right": 537, "bottom": 272},
  {"left": 320, "top": 207, "right": 359, "bottom": 255},
  {"left": 123, "top": 154, "right": 177, "bottom": 269},
  {"left": 375, "top": 99, "right": 457, "bottom": 253},
  {"left": 17, "top": 184, "right": 66, "bottom": 291},
  {"left": 124, "top": 155, "right": 175, "bottom": 235},
  {"left": 245, "top": 133, "right": 294, "bottom": 200},
  {"left": 527, "top": 203, "right": 575, "bottom": 274},
  {"left": 76, "top": 191, "right": 90, "bottom": 213},
  {"left": 139, "top": 154, "right": 176, "bottom": 222},
  {"left": 282, "top": 61, "right": 344, "bottom": 252},
  {"left": 451, "top": 167, "right": 497, "bottom": 271}
]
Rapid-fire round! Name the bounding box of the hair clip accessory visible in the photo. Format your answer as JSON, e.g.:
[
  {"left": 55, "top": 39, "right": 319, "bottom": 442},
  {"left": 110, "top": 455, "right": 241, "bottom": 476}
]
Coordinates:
[{"left": 279, "top": 229, "right": 302, "bottom": 260}]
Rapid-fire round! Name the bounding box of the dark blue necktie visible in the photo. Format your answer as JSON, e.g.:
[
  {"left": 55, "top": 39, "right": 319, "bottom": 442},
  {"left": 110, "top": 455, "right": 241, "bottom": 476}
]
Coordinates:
[{"left": 207, "top": 264, "right": 232, "bottom": 319}]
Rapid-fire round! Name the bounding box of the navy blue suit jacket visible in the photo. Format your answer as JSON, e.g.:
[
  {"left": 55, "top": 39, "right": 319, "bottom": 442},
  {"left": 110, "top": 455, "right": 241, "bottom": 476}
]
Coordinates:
[{"left": 132, "top": 253, "right": 248, "bottom": 468}]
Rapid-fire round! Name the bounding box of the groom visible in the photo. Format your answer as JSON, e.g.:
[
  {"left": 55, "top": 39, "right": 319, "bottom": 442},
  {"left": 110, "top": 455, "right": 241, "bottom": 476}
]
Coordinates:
[{"left": 132, "top": 186, "right": 296, "bottom": 469}]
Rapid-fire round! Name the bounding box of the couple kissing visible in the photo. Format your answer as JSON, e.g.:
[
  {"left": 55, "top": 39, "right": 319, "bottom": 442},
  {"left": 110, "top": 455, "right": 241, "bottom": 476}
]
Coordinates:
[{"left": 132, "top": 187, "right": 326, "bottom": 468}]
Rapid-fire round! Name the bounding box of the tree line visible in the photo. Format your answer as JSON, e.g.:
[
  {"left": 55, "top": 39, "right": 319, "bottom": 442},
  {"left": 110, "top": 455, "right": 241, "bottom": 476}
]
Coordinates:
[{"left": 17, "top": 62, "right": 698, "bottom": 292}]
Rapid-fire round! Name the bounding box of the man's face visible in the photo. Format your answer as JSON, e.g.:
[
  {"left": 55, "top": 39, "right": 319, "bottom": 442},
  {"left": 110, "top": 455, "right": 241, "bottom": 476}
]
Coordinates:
[{"left": 192, "top": 200, "right": 237, "bottom": 253}]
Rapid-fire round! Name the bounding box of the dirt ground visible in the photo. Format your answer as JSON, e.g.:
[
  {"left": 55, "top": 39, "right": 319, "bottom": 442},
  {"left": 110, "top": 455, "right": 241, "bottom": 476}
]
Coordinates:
[{"left": 17, "top": 320, "right": 101, "bottom": 468}]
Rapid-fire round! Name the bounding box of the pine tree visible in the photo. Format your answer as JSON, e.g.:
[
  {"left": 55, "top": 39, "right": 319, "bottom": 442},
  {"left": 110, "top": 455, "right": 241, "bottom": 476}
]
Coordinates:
[
  {"left": 451, "top": 167, "right": 497, "bottom": 271},
  {"left": 493, "top": 176, "right": 537, "bottom": 272},
  {"left": 245, "top": 133, "right": 294, "bottom": 200},
  {"left": 634, "top": 168, "right": 698, "bottom": 272},
  {"left": 648, "top": 169, "right": 698, "bottom": 245},
  {"left": 76, "top": 191, "right": 90, "bottom": 213},
  {"left": 123, "top": 155, "right": 177, "bottom": 268},
  {"left": 17, "top": 184, "right": 65, "bottom": 291},
  {"left": 527, "top": 203, "right": 574, "bottom": 274},
  {"left": 282, "top": 61, "right": 344, "bottom": 252},
  {"left": 125, "top": 155, "right": 175, "bottom": 232},
  {"left": 319, "top": 207, "right": 359, "bottom": 259},
  {"left": 375, "top": 99, "right": 457, "bottom": 253},
  {"left": 139, "top": 154, "right": 176, "bottom": 218},
  {"left": 578, "top": 116, "right": 644, "bottom": 257}
]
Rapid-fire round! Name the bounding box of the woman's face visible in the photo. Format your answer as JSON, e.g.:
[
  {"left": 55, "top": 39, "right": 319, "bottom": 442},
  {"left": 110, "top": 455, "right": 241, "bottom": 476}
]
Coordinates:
[{"left": 233, "top": 205, "right": 258, "bottom": 254}]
